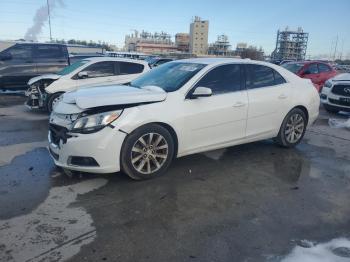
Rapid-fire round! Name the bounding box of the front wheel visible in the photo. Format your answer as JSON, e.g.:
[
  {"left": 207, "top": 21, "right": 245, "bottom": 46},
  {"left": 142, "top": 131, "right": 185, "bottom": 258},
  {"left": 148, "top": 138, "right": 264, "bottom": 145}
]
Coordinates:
[
  {"left": 46, "top": 92, "right": 64, "bottom": 113},
  {"left": 275, "top": 108, "right": 307, "bottom": 148},
  {"left": 121, "top": 124, "right": 175, "bottom": 180}
]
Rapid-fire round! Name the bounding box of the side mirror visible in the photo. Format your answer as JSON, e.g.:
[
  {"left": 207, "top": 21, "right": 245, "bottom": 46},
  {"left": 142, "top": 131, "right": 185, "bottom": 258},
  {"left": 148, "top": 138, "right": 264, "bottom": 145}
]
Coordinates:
[
  {"left": 303, "top": 70, "right": 311, "bottom": 75},
  {"left": 78, "top": 71, "right": 88, "bottom": 79},
  {"left": 190, "top": 86, "right": 212, "bottom": 99},
  {"left": 0, "top": 53, "right": 12, "bottom": 61}
]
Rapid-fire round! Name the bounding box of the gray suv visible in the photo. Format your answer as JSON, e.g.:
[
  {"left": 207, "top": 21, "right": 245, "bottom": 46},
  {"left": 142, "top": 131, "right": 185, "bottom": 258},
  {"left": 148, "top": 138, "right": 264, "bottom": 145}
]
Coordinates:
[{"left": 0, "top": 43, "right": 69, "bottom": 90}]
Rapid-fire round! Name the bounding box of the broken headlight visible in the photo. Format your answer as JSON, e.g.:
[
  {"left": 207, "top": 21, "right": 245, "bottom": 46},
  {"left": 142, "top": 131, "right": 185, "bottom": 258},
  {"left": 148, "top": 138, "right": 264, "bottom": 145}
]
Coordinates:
[
  {"left": 324, "top": 80, "right": 332, "bottom": 88},
  {"left": 70, "top": 110, "right": 122, "bottom": 134}
]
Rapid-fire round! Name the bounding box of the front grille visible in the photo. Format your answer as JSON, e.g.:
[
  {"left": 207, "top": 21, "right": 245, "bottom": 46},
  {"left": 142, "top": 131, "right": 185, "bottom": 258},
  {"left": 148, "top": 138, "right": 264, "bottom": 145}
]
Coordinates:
[
  {"left": 329, "top": 98, "right": 350, "bottom": 107},
  {"left": 331, "top": 84, "right": 350, "bottom": 97},
  {"left": 49, "top": 124, "right": 71, "bottom": 145}
]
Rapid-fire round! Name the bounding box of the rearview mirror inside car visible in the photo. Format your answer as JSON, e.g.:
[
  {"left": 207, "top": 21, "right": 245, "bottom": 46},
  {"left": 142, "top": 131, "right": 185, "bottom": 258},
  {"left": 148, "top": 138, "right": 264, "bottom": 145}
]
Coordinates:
[
  {"left": 78, "top": 71, "right": 88, "bottom": 79},
  {"left": 190, "top": 86, "right": 212, "bottom": 99}
]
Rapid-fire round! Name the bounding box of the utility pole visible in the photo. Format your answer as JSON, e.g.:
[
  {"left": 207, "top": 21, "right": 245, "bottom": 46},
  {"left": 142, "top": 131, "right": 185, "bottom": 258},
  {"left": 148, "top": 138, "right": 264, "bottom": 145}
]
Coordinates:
[
  {"left": 47, "top": 0, "right": 52, "bottom": 41},
  {"left": 333, "top": 35, "right": 338, "bottom": 61},
  {"left": 339, "top": 39, "right": 344, "bottom": 60}
]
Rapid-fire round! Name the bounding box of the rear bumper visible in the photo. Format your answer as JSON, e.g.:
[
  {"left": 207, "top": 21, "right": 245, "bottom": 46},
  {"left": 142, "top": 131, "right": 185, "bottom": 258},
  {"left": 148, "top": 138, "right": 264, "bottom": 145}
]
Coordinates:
[{"left": 48, "top": 126, "right": 127, "bottom": 173}]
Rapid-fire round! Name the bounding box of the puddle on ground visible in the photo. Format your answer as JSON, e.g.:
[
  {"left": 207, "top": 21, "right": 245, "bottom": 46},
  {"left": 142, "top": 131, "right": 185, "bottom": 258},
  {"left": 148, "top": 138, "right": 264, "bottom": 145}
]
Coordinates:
[
  {"left": 0, "top": 178, "right": 108, "bottom": 262},
  {"left": 0, "top": 148, "right": 54, "bottom": 219},
  {"left": 0, "top": 141, "right": 47, "bottom": 166}
]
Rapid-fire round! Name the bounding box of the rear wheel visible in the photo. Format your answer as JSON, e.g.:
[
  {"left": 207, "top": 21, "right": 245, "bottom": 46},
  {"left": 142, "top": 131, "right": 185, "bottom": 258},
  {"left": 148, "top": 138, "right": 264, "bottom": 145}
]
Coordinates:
[
  {"left": 121, "top": 124, "right": 175, "bottom": 180},
  {"left": 46, "top": 92, "right": 64, "bottom": 113},
  {"left": 275, "top": 108, "right": 307, "bottom": 148}
]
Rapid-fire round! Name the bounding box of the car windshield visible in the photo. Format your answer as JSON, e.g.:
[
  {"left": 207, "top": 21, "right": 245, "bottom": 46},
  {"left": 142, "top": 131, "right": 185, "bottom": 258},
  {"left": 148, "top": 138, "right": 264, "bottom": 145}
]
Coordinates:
[
  {"left": 281, "top": 63, "right": 305, "bottom": 74},
  {"left": 57, "top": 60, "right": 88, "bottom": 75},
  {"left": 130, "top": 62, "right": 206, "bottom": 92}
]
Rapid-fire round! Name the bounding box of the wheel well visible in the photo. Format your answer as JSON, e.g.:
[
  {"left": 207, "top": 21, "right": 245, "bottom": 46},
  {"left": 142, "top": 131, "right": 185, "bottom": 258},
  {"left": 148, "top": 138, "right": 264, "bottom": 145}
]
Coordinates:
[
  {"left": 153, "top": 122, "right": 179, "bottom": 157},
  {"left": 122, "top": 122, "right": 179, "bottom": 158},
  {"left": 294, "top": 105, "right": 309, "bottom": 124}
]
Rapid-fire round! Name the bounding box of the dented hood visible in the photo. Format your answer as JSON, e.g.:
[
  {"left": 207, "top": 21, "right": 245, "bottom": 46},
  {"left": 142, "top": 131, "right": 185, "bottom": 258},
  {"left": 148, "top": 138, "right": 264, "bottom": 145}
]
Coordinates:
[
  {"left": 53, "top": 84, "right": 167, "bottom": 114},
  {"left": 28, "top": 74, "right": 61, "bottom": 85}
]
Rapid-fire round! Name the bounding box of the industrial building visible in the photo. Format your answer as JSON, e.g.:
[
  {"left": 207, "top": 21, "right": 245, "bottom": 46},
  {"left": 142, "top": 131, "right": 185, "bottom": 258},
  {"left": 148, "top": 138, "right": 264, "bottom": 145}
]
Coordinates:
[
  {"left": 271, "top": 27, "right": 308, "bottom": 61},
  {"left": 189, "top": 16, "right": 209, "bottom": 55},
  {"left": 208, "top": 35, "right": 232, "bottom": 56},
  {"left": 175, "top": 33, "right": 190, "bottom": 53},
  {"left": 124, "top": 31, "right": 177, "bottom": 54}
]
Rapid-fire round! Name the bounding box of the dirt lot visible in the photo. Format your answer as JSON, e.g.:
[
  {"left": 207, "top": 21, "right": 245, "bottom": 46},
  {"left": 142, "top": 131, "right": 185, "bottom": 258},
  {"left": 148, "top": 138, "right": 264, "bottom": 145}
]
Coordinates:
[{"left": 0, "top": 95, "right": 349, "bottom": 262}]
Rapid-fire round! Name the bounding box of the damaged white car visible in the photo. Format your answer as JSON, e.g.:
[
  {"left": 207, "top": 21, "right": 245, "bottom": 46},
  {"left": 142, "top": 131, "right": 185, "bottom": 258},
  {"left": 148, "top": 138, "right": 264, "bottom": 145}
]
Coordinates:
[
  {"left": 49, "top": 58, "right": 320, "bottom": 180},
  {"left": 25, "top": 57, "right": 150, "bottom": 112}
]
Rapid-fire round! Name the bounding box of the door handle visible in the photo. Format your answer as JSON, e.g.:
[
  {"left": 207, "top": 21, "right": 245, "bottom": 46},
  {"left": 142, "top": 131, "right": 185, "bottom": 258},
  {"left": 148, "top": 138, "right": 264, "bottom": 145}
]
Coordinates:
[
  {"left": 233, "top": 102, "right": 245, "bottom": 107},
  {"left": 278, "top": 94, "right": 287, "bottom": 99}
]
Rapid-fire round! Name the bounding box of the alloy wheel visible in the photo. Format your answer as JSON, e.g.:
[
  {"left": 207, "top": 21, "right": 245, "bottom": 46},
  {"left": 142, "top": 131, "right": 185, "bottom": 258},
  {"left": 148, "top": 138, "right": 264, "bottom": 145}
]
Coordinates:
[
  {"left": 285, "top": 113, "right": 305, "bottom": 143},
  {"left": 130, "top": 132, "right": 169, "bottom": 174}
]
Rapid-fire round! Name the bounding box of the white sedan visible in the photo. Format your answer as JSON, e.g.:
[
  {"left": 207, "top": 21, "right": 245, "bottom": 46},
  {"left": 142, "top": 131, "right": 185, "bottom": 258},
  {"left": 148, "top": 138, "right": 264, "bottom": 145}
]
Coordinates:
[
  {"left": 49, "top": 58, "right": 320, "bottom": 180},
  {"left": 25, "top": 57, "right": 150, "bottom": 112}
]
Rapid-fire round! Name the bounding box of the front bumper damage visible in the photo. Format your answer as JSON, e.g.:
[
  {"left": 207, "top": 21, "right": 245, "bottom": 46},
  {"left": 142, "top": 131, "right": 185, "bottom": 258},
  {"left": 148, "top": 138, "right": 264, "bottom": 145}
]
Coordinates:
[{"left": 25, "top": 84, "right": 48, "bottom": 109}]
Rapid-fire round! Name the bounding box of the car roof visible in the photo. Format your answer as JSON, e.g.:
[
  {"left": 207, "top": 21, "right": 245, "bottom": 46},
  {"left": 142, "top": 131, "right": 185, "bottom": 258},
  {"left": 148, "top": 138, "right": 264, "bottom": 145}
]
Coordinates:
[
  {"left": 285, "top": 61, "right": 332, "bottom": 66},
  {"left": 175, "top": 57, "right": 278, "bottom": 67},
  {"left": 84, "top": 57, "right": 148, "bottom": 65},
  {"left": 15, "top": 42, "right": 66, "bottom": 46}
]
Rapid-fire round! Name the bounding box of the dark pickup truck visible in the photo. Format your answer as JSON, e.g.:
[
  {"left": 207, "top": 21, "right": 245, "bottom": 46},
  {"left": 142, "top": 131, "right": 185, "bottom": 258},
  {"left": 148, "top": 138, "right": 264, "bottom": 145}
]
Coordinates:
[{"left": 0, "top": 42, "right": 69, "bottom": 90}]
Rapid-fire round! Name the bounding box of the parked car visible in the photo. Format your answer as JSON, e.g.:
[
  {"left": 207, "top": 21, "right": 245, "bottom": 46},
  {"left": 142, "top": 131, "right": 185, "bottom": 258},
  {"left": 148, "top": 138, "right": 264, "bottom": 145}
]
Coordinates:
[
  {"left": 148, "top": 57, "right": 173, "bottom": 68},
  {"left": 0, "top": 42, "right": 69, "bottom": 90},
  {"left": 48, "top": 58, "right": 320, "bottom": 180},
  {"left": 282, "top": 61, "right": 337, "bottom": 92},
  {"left": 320, "top": 73, "right": 350, "bottom": 113},
  {"left": 25, "top": 57, "right": 150, "bottom": 112},
  {"left": 69, "top": 53, "right": 105, "bottom": 64}
]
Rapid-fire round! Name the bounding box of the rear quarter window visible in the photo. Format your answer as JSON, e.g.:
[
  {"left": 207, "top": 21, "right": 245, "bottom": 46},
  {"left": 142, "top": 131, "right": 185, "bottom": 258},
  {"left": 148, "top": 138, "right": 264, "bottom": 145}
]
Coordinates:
[
  {"left": 34, "top": 45, "right": 65, "bottom": 59},
  {"left": 4, "top": 44, "right": 33, "bottom": 59},
  {"left": 119, "top": 62, "right": 144, "bottom": 74},
  {"left": 247, "top": 64, "right": 286, "bottom": 88}
]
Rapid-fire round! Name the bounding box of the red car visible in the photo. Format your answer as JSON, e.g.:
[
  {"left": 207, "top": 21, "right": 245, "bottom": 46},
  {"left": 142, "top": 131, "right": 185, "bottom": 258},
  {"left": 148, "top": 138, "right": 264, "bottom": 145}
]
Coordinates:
[{"left": 282, "top": 61, "right": 337, "bottom": 92}]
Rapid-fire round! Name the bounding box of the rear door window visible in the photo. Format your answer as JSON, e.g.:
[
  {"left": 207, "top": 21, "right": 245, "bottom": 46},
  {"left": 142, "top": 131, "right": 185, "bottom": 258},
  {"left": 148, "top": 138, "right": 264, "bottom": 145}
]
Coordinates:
[
  {"left": 82, "top": 61, "right": 115, "bottom": 78},
  {"left": 34, "top": 45, "right": 64, "bottom": 59},
  {"left": 318, "top": 63, "right": 331, "bottom": 73},
  {"left": 246, "top": 65, "right": 275, "bottom": 89},
  {"left": 194, "top": 64, "right": 242, "bottom": 95},
  {"left": 118, "top": 62, "right": 144, "bottom": 74},
  {"left": 305, "top": 63, "right": 319, "bottom": 74},
  {"left": 273, "top": 70, "right": 287, "bottom": 85}
]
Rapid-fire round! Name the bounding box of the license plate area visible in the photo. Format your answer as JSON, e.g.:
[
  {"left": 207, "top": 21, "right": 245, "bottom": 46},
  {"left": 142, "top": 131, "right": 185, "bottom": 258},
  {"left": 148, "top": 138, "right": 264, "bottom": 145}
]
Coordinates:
[{"left": 340, "top": 97, "right": 350, "bottom": 103}]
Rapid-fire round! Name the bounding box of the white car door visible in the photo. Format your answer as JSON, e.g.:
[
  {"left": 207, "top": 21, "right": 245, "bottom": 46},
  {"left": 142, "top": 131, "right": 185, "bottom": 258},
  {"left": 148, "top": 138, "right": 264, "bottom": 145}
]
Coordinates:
[
  {"left": 182, "top": 64, "right": 248, "bottom": 154},
  {"left": 74, "top": 61, "right": 115, "bottom": 88},
  {"left": 245, "top": 64, "right": 291, "bottom": 138}
]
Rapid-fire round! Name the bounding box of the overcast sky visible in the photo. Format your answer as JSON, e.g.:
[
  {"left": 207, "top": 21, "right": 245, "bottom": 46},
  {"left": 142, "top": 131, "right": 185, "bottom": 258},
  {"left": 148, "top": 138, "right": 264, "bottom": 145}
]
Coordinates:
[{"left": 1, "top": 0, "right": 349, "bottom": 59}]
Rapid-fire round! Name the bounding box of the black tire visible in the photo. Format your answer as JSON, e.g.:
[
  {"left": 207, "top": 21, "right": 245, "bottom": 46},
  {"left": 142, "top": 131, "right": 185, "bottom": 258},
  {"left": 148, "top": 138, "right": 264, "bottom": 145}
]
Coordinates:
[
  {"left": 62, "top": 168, "right": 79, "bottom": 178},
  {"left": 323, "top": 104, "right": 339, "bottom": 114},
  {"left": 46, "top": 92, "right": 64, "bottom": 113},
  {"left": 275, "top": 108, "right": 307, "bottom": 148},
  {"left": 121, "top": 124, "right": 175, "bottom": 180}
]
